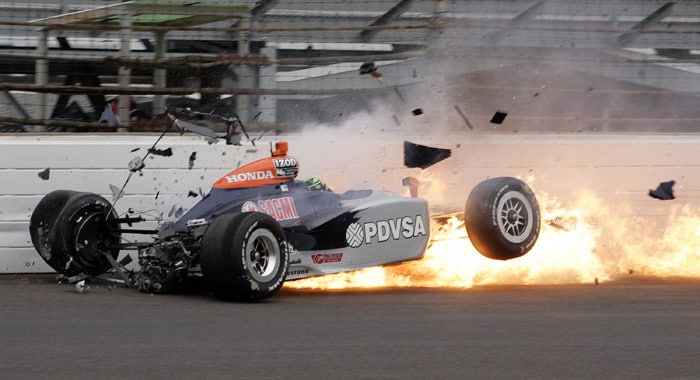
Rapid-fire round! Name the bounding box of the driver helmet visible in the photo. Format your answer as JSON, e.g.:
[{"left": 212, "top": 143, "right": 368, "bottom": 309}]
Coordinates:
[{"left": 304, "top": 177, "right": 327, "bottom": 191}]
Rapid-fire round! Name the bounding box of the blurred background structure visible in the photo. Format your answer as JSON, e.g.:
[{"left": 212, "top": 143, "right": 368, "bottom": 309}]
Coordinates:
[{"left": 0, "top": 0, "right": 699, "bottom": 133}]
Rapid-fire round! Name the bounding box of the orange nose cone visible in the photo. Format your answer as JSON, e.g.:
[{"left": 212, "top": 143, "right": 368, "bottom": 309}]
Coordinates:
[{"left": 272, "top": 141, "right": 288, "bottom": 156}]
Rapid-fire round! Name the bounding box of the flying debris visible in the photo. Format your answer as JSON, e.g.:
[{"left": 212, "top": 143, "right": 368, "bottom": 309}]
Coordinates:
[
  {"left": 359, "top": 62, "right": 381, "bottom": 78},
  {"left": 168, "top": 205, "right": 185, "bottom": 218},
  {"left": 453, "top": 105, "right": 474, "bottom": 130},
  {"left": 75, "top": 280, "right": 88, "bottom": 293},
  {"left": 649, "top": 180, "right": 675, "bottom": 200},
  {"left": 404, "top": 141, "right": 451, "bottom": 169},
  {"left": 170, "top": 110, "right": 257, "bottom": 146},
  {"left": 402, "top": 177, "right": 420, "bottom": 197},
  {"left": 490, "top": 110, "right": 508, "bottom": 125},
  {"left": 119, "top": 255, "right": 133, "bottom": 266},
  {"left": 130, "top": 147, "right": 140, "bottom": 153},
  {"left": 128, "top": 156, "right": 145, "bottom": 172},
  {"left": 189, "top": 152, "right": 197, "bottom": 170},
  {"left": 37, "top": 168, "right": 50, "bottom": 180},
  {"left": 172, "top": 117, "right": 219, "bottom": 139},
  {"left": 187, "top": 190, "right": 198, "bottom": 198},
  {"left": 547, "top": 215, "right": 578, "bottom": 231},
  {"left": 393, "top": 86, "right": 405, "bottom": 101},
  {"left": 148, "top": 147, "right": 173, "bottom": 157},
  {"left": 359, "top": 62, "right": 376, "bottom": 74},
  {"left": 412, "top": 108, "right": 423, "bottom": 116},
  {"left": 109, "top": 184, "right": 122, "bottom": 201}
]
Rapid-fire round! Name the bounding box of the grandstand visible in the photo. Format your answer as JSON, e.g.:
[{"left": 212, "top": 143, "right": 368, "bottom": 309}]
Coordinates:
[{"left": 1, "top": 0, "right": 699, "bottom": 132}]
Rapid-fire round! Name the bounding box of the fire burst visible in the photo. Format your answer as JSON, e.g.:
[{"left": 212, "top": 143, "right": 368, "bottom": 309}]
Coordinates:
[{"left": 286, "top": 187, "right": 700, "bottom": 291}]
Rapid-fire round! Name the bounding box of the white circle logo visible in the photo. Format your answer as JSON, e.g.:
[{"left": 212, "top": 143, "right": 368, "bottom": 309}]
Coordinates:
[
  {"left": 345, "top": 222, "right": 364, "bottom": 248},
  {"left": 241, "top": 201, "right": 258, "bottom": 213}
]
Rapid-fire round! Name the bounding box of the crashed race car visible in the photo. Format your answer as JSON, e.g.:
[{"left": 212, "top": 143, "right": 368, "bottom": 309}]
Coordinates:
[{"left": 28, "top": 114, "right": 540, "bottom": 302}]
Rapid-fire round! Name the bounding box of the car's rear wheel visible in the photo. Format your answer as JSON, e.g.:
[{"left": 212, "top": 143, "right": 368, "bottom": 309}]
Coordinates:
[
  {"left": 31, "top": 192, "right": 121, "bottom": 276},
  {"left": 465, "top": 177, "right": 540, "bottom": 260},
  {"left": 200, "top": 212, "right": 289, "bottom": 302}
]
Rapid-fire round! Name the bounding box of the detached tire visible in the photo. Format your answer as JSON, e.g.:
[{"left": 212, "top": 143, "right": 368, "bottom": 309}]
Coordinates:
[
  {"left": 200, "top": 212, "right": 289, "bottom": 302},
  {"left": 32, "top": 192, "right": 121, "bottom": 276},
  {"left": 465, "top": 177, "right": 540, "bottom": 260}
]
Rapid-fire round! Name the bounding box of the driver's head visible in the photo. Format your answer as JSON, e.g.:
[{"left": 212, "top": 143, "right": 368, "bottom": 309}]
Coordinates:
[{"left": 304, "top": 177, "right": 327, "bottom": 191}]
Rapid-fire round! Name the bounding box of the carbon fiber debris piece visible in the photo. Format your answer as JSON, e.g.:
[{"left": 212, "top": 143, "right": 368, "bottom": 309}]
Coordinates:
[
  {"left": 403, "top": 141, "right": 451, "bottom": 169},
  {"left": 490, "top": 111, "right": 507, "bottom": 124},
  {"left": 38, "top": 168, "right": 50, "bottom": 180},
  {"left": 649, "top": 180, "right": 675, "bottom": 200}
]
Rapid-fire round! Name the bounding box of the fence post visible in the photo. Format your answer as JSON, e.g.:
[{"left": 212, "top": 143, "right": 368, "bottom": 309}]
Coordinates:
[
  {"left": 153, "top": 30, "right": 167, "bottom": 116},
  {"left": 118, "top": 11, "right": 132, "bottom": 131},
  {"left": 34, "top": 27, "right": 48, "bottom": 131},
  {"left": 236, "top": 16, "right": 252, "bottom": 123}
]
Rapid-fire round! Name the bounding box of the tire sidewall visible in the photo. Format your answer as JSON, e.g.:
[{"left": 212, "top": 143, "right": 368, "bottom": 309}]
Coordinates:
[
  {"left": 201, "top": 212, "right": 289, "bottom": 302},
  {"left": 51, "top": 193, "right": 120, "bottom": 276},
  {"left": 466, "top": 177, "right": 540, "bottom": 260},
  {"left": 29, "top": 190, "right": 78, "bottom": 267},
  {"left": 234, "top": 214, "right": 289, "bottom": 298}
]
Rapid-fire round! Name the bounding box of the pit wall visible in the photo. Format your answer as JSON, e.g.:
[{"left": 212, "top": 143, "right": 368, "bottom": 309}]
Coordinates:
[{"left": 2, "top": 133, "right": 700, "bottom": 273}]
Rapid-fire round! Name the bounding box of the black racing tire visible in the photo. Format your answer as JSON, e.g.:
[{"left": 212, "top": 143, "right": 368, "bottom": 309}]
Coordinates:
[
  {"left": 464, "top": 177, "right": 540, "bottom": 260},
  {"left": 47, "top": 192, "right": 121, "bottom": 276},
  {"left": 200, "top": 212, "right": 289, "bottom": 302},
  {"left": 29, "top": 190, "right": 79, "bottom": 256}
]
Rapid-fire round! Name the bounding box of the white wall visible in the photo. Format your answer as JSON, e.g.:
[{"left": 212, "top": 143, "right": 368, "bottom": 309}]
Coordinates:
[{"left": 2, "top": 132, "right": 700, "bottom": 273}]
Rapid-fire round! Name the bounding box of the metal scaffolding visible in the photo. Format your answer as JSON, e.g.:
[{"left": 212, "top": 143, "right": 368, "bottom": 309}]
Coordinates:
[{"left": 29, "top": 1, "right": 254, "bottom": 130}]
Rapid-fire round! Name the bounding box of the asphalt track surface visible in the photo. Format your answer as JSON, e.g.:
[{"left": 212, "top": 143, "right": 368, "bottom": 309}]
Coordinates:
[{"left": 1, "top": 274, "right": 699, "bottom": 379}]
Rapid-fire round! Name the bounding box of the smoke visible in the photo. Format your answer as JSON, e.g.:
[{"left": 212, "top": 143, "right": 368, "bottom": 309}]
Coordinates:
[{"left": 275, "top": 83, "right": 700, "bottom": 288}]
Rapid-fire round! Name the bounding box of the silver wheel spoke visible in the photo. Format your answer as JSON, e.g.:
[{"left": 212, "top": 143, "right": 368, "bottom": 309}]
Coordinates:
[
  {"left": 498, "top": 193, "right": 531, "bottom": 241},
  {"left": 245, "top": 227, "right": 281, "bottom": 282}
]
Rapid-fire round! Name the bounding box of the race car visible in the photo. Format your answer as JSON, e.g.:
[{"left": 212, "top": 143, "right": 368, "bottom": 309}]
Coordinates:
[{"left": 28, "top": 116, "right": 540, "bottom": 302}]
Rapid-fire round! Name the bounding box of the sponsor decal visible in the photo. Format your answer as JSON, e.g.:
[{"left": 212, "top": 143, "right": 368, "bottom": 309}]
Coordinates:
[
  {"left": 274, "top": 158, "right": 297, "bottom": 168},
  {"left": 345, "top": 215, "right": 427, "bottom": 248},
  {"left": 241, "top": 201, "right": 258, "bottom": 213},
  {"left": 241, "top": 197, "right": 300, "bottom": 221},
  {"left": 287, "top": 268, "right": 310, "bottom": 276},
  {"left": 311, "top": 253, "right": 343, "bottom": 264},
  {"left": 224, "top": 170, "right": 274, "bottom": 183},
  {"left": 273, "top": 158, "right": 298, "bottom": 177}
]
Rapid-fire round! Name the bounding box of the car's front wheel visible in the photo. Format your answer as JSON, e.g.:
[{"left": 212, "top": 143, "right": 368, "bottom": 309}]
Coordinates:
[
  {"left": 30, "top": 191, "right": 121, "bottom": 276},
  {"left": 200, "top": 212, "right": 289, "bottom": 302}
]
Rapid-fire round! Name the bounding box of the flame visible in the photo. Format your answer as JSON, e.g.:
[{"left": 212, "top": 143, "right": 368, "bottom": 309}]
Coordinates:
[{"left": 286, "top": 182, "right": 700, "bottom": 291}]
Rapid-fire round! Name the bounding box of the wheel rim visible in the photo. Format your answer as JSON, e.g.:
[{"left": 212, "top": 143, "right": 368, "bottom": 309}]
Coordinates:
[
  {"left": 73, "top": 211, "right": 114, "bottom": 269},
  {"left": 496, "top": 191, "right": 534, "bottom": 244},
  {"left": 245, "top": 229, "right": 281, "bottom": 283}
]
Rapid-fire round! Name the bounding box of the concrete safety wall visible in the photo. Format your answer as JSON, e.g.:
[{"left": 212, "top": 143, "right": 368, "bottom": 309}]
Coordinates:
[{"left": 2, "top": 132, "right": 700, "bottom": 273}]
